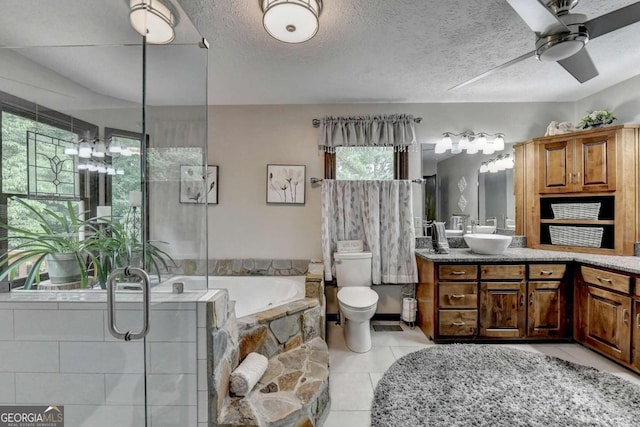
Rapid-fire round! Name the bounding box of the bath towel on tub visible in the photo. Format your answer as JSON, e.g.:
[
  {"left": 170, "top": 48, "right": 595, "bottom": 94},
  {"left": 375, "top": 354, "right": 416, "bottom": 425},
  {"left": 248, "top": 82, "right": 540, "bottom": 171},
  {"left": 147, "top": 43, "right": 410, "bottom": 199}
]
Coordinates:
[{"left": 229, "top": 352, "right": 269, "bottom": 396}]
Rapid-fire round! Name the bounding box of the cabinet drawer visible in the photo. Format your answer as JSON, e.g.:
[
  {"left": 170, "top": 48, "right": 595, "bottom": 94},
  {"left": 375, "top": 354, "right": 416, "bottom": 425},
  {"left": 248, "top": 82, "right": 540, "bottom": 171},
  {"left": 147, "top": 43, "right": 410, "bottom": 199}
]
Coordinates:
[
  {"left": 481, "top": 265, "right": 525, "bottom": 280},
  {"left": 529, "top": 264, "right": 567, "bottom": 279},
  {"left": 439, "top": 265, "right": 477, "bottom": 280},
  {"left": 438, "top": 283, "right": 477, "bottom": 309},
  {"left": 439, "top": 310, "right": 477, "bottom": 336},
  {"left": 581, "top": 266, "right": 630, "bottom": 294},
  {"left": 635, "top": 278, "right": 640, "bottom": 298}
]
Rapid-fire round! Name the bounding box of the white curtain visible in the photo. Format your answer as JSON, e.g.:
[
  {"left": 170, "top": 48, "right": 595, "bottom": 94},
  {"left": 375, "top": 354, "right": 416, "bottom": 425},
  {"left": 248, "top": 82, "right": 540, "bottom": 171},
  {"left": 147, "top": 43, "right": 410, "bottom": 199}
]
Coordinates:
[
  {"left": 317, "top": 114, "right": 417, "bottom": 152},
  {"left": 321, "top": 180, "right": 418, "bottom": 284}
]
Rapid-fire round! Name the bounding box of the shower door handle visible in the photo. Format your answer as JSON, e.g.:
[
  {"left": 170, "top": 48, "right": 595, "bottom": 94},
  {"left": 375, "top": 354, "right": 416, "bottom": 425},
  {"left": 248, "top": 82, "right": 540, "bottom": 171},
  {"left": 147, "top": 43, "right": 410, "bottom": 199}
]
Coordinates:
[{"left": 107, "top": 267, "right": 151, "bottom": 341}]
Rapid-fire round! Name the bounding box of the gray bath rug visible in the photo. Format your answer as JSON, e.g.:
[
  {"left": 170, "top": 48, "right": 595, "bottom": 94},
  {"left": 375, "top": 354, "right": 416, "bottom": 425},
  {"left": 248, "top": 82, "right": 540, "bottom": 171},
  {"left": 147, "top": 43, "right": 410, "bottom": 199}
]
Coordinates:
[
  {"left": 372, "top": 325, "right": 403, "bottom": 332},
  {"left": 371, "top": 344, "right": 640, "bottom": 427}
]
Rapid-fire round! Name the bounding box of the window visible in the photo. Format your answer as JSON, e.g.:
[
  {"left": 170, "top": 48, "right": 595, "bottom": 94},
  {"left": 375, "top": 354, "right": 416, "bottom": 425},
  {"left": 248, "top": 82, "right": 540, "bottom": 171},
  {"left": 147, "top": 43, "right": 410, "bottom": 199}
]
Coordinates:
[
  {"left": 105, "top": 128, "right": 142, "bottom": 221},
  {"left": 325, "top": 148, "right": 408, "bottom": 180},
  {"left": 335, "top": 146, "right": 394, "bottom": 180}
]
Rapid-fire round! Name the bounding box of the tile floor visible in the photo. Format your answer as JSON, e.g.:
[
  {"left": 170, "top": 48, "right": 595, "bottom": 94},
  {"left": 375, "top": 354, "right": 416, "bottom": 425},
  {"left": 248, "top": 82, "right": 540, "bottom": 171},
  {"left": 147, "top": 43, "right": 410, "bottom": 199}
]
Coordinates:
[{"left": 323, "top": 320, "right": 640, "bottom": 427}]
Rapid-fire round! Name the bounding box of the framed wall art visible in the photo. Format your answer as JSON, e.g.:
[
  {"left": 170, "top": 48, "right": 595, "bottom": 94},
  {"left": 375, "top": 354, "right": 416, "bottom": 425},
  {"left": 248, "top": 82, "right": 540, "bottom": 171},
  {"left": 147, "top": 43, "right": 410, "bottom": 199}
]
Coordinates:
[
  {"left": 179, "top": 165, "right": 218, "bottom": 204},
  {"left": 266, "top": 164, "right": 305, "bottom": 205}
]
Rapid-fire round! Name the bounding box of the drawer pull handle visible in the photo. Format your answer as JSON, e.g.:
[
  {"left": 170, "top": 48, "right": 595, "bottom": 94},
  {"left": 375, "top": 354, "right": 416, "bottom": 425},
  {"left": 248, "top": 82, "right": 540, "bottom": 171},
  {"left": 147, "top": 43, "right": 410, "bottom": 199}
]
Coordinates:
[
  {"left": 451, "top": 271, "right": 466, "bottom": 275},
  {"left": 452, "top": 321, "right": 466, "bottom": 326},
  {"left": 520, "top": 294, "right": 524, "bottom": 306},
  {"left": 596, "top": 276, "right": 612, "bottom": 283},
  {"left": 637, "top": 313, "right": 640, "bottom": 329},
  {"left": 539, "top": 270, "right": 554, "bottom": 275},
  {"left": 449, "top": 294, "right": 465, "bottom": 299},
  {"left": 623, "top": 309, "right": 629, "bottom": 326},
  {"left": 529, "top": 292, "right": 534, "bottom": 306}
]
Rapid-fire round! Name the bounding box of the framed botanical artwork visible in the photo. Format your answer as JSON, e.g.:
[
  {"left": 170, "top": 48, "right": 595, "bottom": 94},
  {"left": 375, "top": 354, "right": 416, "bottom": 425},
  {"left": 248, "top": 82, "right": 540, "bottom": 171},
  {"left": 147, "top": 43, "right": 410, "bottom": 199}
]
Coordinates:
[
  {"left": 179, "top": 165, "right": 218, "bottom": 204},
  {"left": 266, "top": 164, "right": 305, "bottom": 205}
]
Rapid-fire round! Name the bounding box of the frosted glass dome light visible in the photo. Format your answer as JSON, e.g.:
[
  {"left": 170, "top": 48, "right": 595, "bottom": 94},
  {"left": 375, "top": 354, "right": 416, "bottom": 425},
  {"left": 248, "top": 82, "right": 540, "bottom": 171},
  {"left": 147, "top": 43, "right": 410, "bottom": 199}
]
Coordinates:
[
  {"left": 262, "top": 0, "right": 323, "bottom": 43},
  {"left": 130, "top": 0, "right": 175, "bottom": 44}
]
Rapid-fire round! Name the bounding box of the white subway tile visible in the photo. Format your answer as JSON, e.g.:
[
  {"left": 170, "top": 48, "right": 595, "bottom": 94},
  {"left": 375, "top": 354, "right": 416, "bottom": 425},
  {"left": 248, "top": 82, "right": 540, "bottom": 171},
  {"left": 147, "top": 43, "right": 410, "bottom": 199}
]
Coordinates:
[
  {"left": 0, "top": 302, "right": 58, "bottom": 310},
  {"left": 147, "top": 374, "right": 197, "bottom": 406},
  {"left": 0, "top": 373, "right": 15, "bottom": 403},
  {"left": 150, "top": 404, "right": 197, "bottom": 427},
  {"left": 197, "top": 302, "right": 207, "bottom": 327},
  {"left": 148, "top": 310, "right": 196, "bottom": 342},
  {"left": 198, "top": 390, "right": 208, "bottom": 422},
  {"left": 149, "top": 342, "right": 196, "bottom": 374},
  {"left": 14, "top": 310, "right": 103, "bottom": 341},
  {"left": 197, "top": 359, "right": 208, "bottom": 391},
  {"left": 0, "top": 341, "right": 58, "bottom": 372},
  {"left": 16, "top": 373, "right": 105, "bottom": 404},
  {"left": 197, "top": 327, "right": 207, "bottom": 359},
  {"left": 0, "top": 310, "right": 13, "bottom": 340},
  {"left": 60, "top": 342, "right": 144, "bottom": 373},
  {"left": 105, "top": 374, "right": 145, "bottom": 405},
  {"left": 63, "top": 404, "right": 145, "bottom": 427}
]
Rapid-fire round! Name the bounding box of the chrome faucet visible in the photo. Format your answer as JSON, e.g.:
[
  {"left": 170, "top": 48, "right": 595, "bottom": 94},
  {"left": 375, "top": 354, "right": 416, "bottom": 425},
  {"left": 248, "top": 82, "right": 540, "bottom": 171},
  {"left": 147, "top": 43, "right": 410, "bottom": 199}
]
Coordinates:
[
  {"left": 486, "top": 217, "right": 497, "bottom": 227},
  {"left": 470, "top": 219, "right": 477, "bottom": 234}
]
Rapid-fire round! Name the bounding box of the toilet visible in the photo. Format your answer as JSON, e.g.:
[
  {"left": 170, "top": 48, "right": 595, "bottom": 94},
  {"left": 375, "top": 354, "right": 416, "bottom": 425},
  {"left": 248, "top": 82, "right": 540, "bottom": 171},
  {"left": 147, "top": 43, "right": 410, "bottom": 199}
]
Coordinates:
[{"left": 334, "top": 241, "right": 379, "bottom": 353}]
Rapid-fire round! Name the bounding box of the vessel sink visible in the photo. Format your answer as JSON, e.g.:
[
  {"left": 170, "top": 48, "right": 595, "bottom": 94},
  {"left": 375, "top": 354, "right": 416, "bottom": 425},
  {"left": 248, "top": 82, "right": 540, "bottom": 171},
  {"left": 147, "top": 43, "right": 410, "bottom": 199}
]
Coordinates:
[
  {"left": 444, "top": 229, "right": 463, "bottom": 237},
  {"left": 466, "top": 225, "right": 496, "bottom": 234},
  {"left": 463, "top": 234, "right": 512, "bottom": 255}
]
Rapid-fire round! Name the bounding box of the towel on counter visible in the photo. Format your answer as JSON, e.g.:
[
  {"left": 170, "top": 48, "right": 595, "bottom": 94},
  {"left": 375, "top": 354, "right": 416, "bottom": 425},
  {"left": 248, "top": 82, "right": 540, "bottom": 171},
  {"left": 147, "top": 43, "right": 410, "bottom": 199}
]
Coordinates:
[
  {"left": 431, "top": 221, "right": 450, "bottom": 254},
  {"left": 229, "top": 352, "right": 269, "bottom": 396}
]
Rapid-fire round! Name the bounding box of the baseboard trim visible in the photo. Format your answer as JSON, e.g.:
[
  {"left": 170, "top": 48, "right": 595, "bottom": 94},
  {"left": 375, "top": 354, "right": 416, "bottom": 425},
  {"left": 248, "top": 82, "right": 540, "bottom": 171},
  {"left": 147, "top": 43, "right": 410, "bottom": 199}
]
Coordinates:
[{"left": 326, "top": 313, "right": 401, "bottom": 322}]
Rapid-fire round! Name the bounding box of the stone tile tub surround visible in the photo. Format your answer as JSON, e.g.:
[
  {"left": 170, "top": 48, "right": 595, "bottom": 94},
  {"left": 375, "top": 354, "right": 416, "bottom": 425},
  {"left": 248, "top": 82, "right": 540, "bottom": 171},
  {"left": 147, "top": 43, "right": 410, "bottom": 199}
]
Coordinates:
[
  {"left": 172, "top": 258, "right": 312, "bottom": 276},
  {"left": 209, "top": 267, "right": 329, "bottom": 426}
]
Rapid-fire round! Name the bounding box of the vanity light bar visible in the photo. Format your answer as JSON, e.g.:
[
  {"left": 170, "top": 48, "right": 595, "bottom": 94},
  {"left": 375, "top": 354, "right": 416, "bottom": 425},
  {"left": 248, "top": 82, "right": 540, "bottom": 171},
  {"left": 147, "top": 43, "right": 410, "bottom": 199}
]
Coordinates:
[
  {"left": 435, "top": 131, "right": 505, "bottom": 155},
  {"left": 480, "top": 154, "right": 514, "bottom": 174}
]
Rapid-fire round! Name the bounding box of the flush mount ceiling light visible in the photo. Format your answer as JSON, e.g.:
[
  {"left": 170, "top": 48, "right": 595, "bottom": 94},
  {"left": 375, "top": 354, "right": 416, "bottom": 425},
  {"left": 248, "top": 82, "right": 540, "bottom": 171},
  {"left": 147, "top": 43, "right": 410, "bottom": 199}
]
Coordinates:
[
  {"left": 130, "top": 0, "right": 176, "bottom": 44},
  {"left": 261, "top": 0, "right": 323, "bottom": 44}
]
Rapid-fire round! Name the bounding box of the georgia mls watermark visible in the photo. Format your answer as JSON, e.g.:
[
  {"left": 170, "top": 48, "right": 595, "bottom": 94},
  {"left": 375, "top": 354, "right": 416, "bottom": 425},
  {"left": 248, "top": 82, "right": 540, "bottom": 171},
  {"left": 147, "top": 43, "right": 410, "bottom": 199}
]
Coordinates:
[{"left": 0, "top": 406, "right": 64, "bottom": 427}]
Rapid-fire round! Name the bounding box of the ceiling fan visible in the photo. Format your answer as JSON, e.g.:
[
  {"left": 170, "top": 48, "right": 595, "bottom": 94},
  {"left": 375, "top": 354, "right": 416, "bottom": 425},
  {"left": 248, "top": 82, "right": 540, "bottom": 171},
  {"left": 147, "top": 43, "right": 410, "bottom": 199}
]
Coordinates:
[{"left": 450, "top": 0, "right": 640, "bottom": 90}]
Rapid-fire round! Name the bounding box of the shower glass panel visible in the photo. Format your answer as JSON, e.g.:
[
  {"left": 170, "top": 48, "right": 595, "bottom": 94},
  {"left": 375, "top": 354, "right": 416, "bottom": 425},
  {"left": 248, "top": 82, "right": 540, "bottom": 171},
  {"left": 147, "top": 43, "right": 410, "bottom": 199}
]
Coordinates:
[{"left": 0, "top": 1, "right": 209, "bottom": 426}]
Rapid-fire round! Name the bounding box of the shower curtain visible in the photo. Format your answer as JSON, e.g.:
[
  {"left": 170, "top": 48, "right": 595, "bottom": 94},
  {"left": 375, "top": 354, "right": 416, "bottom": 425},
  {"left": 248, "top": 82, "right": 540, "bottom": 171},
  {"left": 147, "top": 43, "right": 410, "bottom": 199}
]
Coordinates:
[{"left": 321, "top": 179, "right": 418, "bottom": 284}]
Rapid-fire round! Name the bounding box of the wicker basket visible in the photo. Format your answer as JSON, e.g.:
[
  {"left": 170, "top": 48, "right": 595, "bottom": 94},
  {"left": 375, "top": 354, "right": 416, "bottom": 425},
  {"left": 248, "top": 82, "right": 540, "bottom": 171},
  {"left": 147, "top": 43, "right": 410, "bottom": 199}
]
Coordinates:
[
  {"left": 549, "top": 226, "right": 603, "bottom": 248},
  {"left": 551, "top": 202, "right": 601, "bottom": 220}
]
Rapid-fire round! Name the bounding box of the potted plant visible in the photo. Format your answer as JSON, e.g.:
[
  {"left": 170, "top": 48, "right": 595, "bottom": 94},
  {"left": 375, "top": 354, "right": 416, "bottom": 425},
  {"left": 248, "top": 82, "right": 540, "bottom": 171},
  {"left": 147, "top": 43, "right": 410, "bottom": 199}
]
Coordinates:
[
  {"left": 90, "top": 210, "right": 175, "bottom": 289},
  {"left": 0, "top": 196, "right": 99, "bottom": 289},
  {"left": 578, "top": 110, "right": 616, "bottom": 129}
]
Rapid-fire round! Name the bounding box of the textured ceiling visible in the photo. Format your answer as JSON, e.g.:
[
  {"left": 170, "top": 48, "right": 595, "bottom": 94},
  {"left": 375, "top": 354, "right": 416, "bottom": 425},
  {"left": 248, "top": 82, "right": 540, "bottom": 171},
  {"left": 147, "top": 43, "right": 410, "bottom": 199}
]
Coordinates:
[
  {"left": 178, "top": 0, "right": 640, "bottom": 104},
  {"left": 0, "top": 0, "right": 638, "bottom": 107}
]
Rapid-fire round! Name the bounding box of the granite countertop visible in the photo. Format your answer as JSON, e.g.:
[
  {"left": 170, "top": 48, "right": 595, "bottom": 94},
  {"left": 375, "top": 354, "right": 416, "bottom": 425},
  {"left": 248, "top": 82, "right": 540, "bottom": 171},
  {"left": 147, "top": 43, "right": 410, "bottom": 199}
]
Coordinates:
[{"left": 416, "top": 248, "right": 640, "bottom": 275}]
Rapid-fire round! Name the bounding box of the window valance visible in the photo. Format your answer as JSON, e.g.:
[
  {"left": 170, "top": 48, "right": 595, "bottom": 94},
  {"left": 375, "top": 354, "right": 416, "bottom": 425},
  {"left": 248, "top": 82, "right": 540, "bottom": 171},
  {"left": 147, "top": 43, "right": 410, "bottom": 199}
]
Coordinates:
[{"left": 317, "top": 114, "right": 418, "bottom": 153}]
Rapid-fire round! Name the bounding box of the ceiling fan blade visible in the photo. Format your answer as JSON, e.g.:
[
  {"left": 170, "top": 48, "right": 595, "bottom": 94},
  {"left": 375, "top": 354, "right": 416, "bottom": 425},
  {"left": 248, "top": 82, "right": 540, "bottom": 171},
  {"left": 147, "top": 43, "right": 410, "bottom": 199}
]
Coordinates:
[
  {"left": 506, "top": 0, "right": 569, "bottom": 35},
  {"left": 557, "top": 48, "right": 598, "bottom": 83},
  {"left": 449, "top": 50, "right": 536, "bottom": 90},
  {"left": 585, "top": 2, "right": 640, "bottom": 39}
]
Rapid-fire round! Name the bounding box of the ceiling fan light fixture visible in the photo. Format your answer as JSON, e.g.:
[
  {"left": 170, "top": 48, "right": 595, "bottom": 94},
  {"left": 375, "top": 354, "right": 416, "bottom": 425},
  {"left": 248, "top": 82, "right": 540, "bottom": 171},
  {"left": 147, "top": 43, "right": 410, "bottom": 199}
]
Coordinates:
[
  {"left": 130, "top": 0, "right": 176, "bottom": 44},
  {"left": 261, "top": 0, "right": 322, "bottom": 43}
]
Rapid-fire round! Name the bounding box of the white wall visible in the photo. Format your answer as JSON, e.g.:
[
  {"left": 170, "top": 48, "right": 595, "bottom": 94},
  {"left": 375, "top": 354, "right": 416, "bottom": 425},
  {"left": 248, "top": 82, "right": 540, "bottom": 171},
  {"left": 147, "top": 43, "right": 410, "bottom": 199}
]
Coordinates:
[{"left": 575, "top": 74, "right": 640, "bottom": 124}]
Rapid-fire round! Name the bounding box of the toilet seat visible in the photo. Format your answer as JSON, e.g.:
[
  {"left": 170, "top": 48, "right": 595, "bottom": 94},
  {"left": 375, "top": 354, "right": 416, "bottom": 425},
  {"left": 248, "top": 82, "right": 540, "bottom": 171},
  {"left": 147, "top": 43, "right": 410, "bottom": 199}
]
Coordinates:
[{"left": 337, "top": 287, "right": 379, "bottom": 310}]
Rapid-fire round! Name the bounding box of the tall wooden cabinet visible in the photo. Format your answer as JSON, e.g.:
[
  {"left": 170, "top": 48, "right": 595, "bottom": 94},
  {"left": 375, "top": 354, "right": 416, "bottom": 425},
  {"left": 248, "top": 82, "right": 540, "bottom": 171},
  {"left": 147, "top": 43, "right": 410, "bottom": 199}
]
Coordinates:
[{"left": 516, "top": 125, "right": 640, "bottom": 255}]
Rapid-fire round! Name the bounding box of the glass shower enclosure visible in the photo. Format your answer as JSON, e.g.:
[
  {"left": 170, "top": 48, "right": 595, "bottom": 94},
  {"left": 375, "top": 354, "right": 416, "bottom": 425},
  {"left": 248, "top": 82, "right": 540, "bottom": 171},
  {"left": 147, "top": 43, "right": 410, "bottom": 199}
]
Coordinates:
[{"left": 0, "top": 1, "right": 209, "bottom": 425}]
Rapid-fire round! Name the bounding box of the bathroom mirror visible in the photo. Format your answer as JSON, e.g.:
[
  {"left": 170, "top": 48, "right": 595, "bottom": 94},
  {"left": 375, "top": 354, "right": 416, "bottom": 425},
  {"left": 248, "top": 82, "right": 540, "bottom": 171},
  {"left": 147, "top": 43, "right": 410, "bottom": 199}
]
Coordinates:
[
  {"left": 478, "top": 169, "right": 515, "bottom": 230},
  {"left": 421, "top": 144, "right": 516, "bottom": 231}
]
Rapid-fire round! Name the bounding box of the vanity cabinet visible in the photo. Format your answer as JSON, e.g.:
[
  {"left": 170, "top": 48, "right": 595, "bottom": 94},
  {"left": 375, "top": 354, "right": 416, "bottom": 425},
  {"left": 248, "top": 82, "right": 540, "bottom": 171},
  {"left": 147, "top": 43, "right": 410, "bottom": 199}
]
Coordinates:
[
  {"left": 633, "top": 279, "right": 640, "bottom": 371},
  {"left": 576, "top": 265, "right": 632, "bottom": 364},
  {"left": 416, "top": 258, "right": 570, "bottom": 342},
  {"left": 538, "top": 130, "right": 616, "bottom": 194}
]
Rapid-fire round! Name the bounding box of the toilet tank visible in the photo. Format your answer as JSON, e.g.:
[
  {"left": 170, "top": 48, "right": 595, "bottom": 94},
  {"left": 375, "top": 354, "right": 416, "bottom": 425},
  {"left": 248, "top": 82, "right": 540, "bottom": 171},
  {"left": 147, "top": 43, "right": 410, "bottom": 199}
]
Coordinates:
[{"left": 334, "top": 252, "right": 372, "bottom": 287}]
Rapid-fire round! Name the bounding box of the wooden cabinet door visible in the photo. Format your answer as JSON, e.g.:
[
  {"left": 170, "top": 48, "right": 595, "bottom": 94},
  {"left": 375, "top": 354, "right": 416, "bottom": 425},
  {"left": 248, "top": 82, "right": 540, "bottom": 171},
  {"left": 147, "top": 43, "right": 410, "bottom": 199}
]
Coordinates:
[
  {"left": 538, "top": 140, "right": 573, "bottom": 194},
  {"left": 633, "top": 300, "right": 640, "bottom": 371},
  {"left": 574, "top": 132, "right": 616, "bottom": 193},
  {"left": 480, "top": 282, "right": 526, "bottom": 338},
  {"left": 583, "top": 286, "right": 631, "bottom": 363},
  {"left": 527, "top": 281, "right": 567, "bottom": 338}
]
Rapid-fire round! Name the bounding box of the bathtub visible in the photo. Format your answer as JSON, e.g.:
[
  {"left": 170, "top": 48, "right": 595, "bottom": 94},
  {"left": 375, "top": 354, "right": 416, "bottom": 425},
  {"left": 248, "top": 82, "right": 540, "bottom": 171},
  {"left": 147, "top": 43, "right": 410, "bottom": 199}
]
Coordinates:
[{"left": 155, "top": 275, "right": 306, "bottom": 318}]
